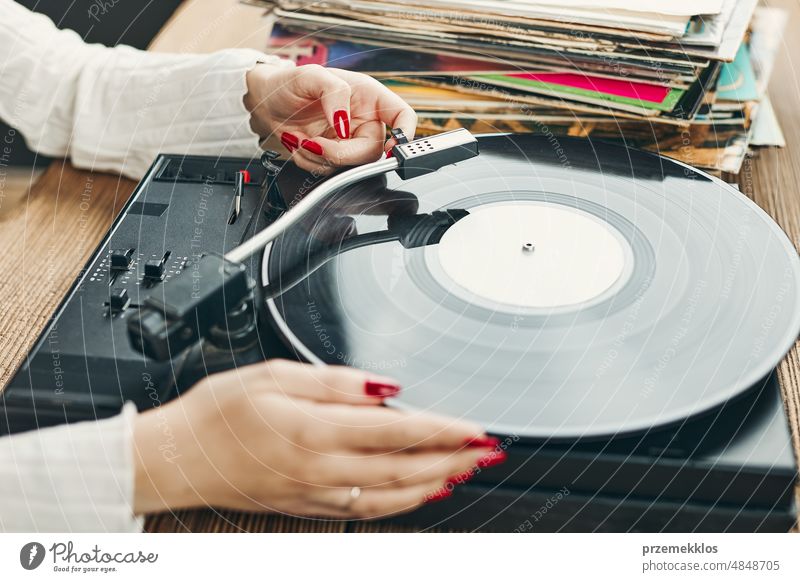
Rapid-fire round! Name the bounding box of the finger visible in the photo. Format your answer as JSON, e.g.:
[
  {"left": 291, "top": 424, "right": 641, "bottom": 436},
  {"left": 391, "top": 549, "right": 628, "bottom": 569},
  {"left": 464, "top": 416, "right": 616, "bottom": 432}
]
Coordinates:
[
  {"left": 278, "top": 129, "right": 343, "bottom": 176},
  {"left": 276, "top": 132, "right": 334, "bottom": 178},
  {"left": 280, "top": 129, "right": 330, "bottom": 169},
  {"left": 311, "top": 478, "right": 453, "bottom": 520},
  {"left": 352, "top": 479, "right": 455, "bottom": 519},
  {"left": 297, "top": 121, "right": 386, "bottom": 167},
  {"left": 379, "top": 95, "right": 417, "bottom": 140},
  {"left": 373, "top": 87, "right": 418, "bottom": 152},
  {"left": 290, "top": 148, "right": 336, "bottom": 176},
  {"left": 319, "top": 403, "right": 486, "bottom": 450},
  {"left": 311, "top": 448, "right": 491, "bottom": 488},
  {"left": 293, "top": 64, "right": 352, "bottom": 139},
  {"left": 259, "top": 359, "right": 403, "bottom": 404},
  {"left": 278, "top": 130, "right": 300, "bottom": 155},
  {"left": 287, "top": 141, "right": 335, "bottom": 176},
  {"left": 329, "top": 69, "right": 418, "bottom": 151}
]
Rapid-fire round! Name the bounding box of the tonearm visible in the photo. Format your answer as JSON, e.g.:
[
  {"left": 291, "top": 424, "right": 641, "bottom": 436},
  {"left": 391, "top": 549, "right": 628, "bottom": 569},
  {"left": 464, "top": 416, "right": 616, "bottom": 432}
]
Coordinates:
[{"left": 127, "top": 128, "right": 479, "bottom": 360}]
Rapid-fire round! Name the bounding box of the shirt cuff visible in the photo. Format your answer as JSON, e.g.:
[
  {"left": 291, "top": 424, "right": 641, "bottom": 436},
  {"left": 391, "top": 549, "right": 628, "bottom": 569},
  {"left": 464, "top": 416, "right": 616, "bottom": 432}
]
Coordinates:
[
  {"left": 0, "top": 403, "right": 142, "bottom": 532},
  {"left": 70, "top": 48, "right": 294, "bottom": 179}
]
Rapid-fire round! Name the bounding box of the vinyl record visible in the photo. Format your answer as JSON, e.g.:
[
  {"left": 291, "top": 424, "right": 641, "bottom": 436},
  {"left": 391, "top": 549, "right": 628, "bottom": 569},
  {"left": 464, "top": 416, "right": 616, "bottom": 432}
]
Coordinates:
[{"left": 261, "top": 134, "right": 800, "bottom": 441}]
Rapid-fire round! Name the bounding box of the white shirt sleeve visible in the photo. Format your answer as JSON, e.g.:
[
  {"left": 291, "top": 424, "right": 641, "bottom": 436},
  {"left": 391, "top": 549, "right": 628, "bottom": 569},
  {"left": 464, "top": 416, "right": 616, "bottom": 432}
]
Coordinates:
[
  {"left": 0, "top": 1, "right": 293, "bottom": 532},
  {"left": 0, "top": 0, "right": 292, "bottom": 179},
  {"left": 0, "top": 403, "right": 142, "bottom": 532}
]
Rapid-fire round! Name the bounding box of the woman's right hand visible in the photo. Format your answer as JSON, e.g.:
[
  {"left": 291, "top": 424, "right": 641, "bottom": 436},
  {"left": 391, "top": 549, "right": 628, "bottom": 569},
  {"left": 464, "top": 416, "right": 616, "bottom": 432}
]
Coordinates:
[{"left": 132, "top": 360, "right": 504, "bottom": 519}]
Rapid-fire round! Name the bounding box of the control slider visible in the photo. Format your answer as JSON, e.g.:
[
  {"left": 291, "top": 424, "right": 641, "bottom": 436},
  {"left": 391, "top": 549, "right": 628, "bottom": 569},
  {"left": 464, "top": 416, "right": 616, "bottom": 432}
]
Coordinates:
[
  {"left": 107, "top": 287, "right": 130, "bottom": 314},
  {"left": 144, "top": 251, "right": 171, "bottom": 282},
  {"left": 110, "top": 248, "right": 135, "bottom": 272}
]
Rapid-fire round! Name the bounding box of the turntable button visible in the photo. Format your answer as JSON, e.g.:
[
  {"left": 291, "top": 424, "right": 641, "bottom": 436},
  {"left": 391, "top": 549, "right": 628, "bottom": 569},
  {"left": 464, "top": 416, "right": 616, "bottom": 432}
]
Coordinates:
[{"left": 110, "top": 248, "right": 135, "bottom": 272}]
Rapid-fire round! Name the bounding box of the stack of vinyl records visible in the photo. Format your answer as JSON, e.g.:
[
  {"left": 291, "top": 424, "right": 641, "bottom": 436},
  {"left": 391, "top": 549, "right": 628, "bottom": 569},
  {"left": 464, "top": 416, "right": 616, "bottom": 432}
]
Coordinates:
[{"left": 253, "top": 0, "right": 787, "bottom": 173}]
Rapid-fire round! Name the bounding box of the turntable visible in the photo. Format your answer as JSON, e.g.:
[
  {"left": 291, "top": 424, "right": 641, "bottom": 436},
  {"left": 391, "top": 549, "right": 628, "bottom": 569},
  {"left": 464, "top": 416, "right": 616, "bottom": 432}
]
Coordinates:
[{"left": 3, "top": 130, "right": 798, "bottom": 532}]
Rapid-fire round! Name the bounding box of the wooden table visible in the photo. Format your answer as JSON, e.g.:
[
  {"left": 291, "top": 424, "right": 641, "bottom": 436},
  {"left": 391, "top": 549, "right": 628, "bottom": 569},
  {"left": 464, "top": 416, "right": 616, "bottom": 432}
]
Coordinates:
[{"left": 1, "top": 0, "right": 799, "bottom": 532}]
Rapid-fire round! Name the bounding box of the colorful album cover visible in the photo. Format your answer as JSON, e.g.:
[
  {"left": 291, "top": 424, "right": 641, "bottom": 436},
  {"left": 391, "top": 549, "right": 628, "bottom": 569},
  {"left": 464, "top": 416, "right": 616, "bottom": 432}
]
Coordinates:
[
  {"left": 468, "top": 73, "right": 684, "bottom": 112},
  {"left": 267, "top": 24, "right": 518, "bottom": 75},
  {"left": 716, "top": 44, "right": 759, "bottom": 102}
]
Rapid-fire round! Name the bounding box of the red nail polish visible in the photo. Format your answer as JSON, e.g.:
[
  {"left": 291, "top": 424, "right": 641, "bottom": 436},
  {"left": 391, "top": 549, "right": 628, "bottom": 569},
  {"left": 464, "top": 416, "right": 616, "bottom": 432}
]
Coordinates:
[
  {"left": 425, "top": 487, "right": 453, "bottom": 504},
  {"left": 365, "top": 380, "right": 401, "bottom": 398},
  {"left": 385, "top": 148, "right": 394, "bottom": 159},
  {"left": 301, "top": 140, "right": 324, "bottom": 156},
  {"left": 477, "top": 450, "right": 507, "bottom": 469},
  {"left": 333, "top": 110, "right": 350, "bottom": 139},
  {"left": 446, "top": 469, "right": 474, "bottom": 486},
  {"left": 281, "top": 132, "right": 299, "bottom": 151},
  {"left": 464, "top": 436, "right": 501, "bottom": 448}
]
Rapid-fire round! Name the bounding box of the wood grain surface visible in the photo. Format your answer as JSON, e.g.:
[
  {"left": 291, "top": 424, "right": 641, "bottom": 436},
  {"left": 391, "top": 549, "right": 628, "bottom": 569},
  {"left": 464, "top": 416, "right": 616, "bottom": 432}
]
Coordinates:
[{"left": 1, "top": 0, "right": 799, "bottom": 532}]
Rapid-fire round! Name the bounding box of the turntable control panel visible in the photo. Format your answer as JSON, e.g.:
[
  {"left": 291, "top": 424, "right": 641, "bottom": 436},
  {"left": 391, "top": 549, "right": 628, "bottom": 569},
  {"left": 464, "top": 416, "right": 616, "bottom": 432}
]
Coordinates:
[
  {"left": 96, "top": 250, "right": 189, "bottom": 314},
  {"left": 85, "top": 159, "right": 267, "bottom": 319},
  {"left": 1, "top": 154, "right": 277, "bottom": 429}
]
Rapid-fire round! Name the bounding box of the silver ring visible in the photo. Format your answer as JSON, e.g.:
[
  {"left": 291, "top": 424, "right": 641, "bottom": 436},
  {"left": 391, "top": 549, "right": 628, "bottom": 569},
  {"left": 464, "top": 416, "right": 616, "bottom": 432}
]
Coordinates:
[{"left": 346, "top": 486, "right": 362, "bottom": 509}]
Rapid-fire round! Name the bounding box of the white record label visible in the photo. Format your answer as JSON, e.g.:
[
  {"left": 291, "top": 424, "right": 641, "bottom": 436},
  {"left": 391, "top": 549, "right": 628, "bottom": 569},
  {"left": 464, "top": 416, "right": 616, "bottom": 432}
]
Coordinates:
[{"left": 436, "top": 202, "right": 629, "bottom": 309}]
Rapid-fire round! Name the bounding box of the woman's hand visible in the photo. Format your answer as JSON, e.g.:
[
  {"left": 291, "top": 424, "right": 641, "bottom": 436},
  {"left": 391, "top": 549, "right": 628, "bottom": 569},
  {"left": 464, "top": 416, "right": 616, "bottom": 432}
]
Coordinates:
[
  {"left": 132, "top": 360, "right": 504, "bottom": 519},
  {"left": 244, "top": 64, "right": 418, "bottom": 173}
]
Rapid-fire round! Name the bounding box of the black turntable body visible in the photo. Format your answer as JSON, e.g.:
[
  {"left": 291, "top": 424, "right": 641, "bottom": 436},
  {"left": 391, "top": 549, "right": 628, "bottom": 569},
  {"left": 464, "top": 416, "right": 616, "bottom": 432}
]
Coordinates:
[{"left": 2, "top": 133, "right": 798, "bottom": 532}]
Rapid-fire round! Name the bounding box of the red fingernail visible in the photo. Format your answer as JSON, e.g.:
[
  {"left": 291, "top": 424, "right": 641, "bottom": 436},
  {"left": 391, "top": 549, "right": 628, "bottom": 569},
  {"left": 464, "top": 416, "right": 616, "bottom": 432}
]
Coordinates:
[
  {"left": 240, "top": 170, "right": 251, "bottom": 184},
  {"left": 281, "top": 132, "right": 298, "bottom": 151},
  {"left": 333, "top": 110, "right": 350, "bottom": 139},
  {"left": 280, "top": 137, "right": 294, "bottom": 152},
  {"left": 446, "top": 469, "right": 474, "bottom": 486},
  {"left": 365, "top": 380, "right": 401, "bottom": 398},
  {"left": 424, "top": 487, "right": 453, "bottom": 504},
  {"left": 464, "top": 436, "right": 501, "bottom": 448},
  {"left": 477, "top": 450, "right": 507, "bottom": 469},
  {"left": 301, "top": 139, "right": 324, "bottom": 156},
  {"left": 385, "top": 148, "right": 394, "bottom": 159}
]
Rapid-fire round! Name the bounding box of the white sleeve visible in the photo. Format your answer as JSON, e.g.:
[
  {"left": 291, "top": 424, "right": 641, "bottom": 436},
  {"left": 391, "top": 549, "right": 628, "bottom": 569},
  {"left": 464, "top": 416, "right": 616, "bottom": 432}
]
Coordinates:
[
  {"left": 0, "top": 0, "right": 292, "bottom": 179},
  {"left": 0, "top": 403, "right": 142, "bottom": 532}
]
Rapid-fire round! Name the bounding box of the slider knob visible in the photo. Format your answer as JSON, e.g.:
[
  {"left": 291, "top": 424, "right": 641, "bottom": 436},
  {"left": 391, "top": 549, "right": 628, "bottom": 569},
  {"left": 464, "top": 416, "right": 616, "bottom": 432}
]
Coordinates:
[
  {"left": 110, "top": 248, "right": 135, "bottom": 272},
  {"left": 144, "top": 252, "right": 171, "bottom": 281},
  {"left": 109, "top": 287, "right": 130, "bottom": 313}
]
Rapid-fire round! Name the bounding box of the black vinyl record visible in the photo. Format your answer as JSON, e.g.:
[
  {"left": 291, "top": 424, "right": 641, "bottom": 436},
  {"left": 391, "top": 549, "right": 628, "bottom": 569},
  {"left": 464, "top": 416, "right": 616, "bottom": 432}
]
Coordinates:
[{"left": 261, "top": 134, "right": 800, "bottom": 441}]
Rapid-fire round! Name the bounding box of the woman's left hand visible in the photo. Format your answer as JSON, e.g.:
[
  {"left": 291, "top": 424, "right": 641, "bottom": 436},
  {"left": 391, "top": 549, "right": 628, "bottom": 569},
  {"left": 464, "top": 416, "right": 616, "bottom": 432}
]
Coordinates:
[{"left": 244, "top": 64, "right": 417, "bottom": 173}]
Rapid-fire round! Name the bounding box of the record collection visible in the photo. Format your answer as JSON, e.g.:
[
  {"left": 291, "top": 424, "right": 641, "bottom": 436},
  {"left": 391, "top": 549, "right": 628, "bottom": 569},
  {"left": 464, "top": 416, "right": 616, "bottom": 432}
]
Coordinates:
[{"left": 251, "top": 0, "right": 788, "bottom": 173}]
